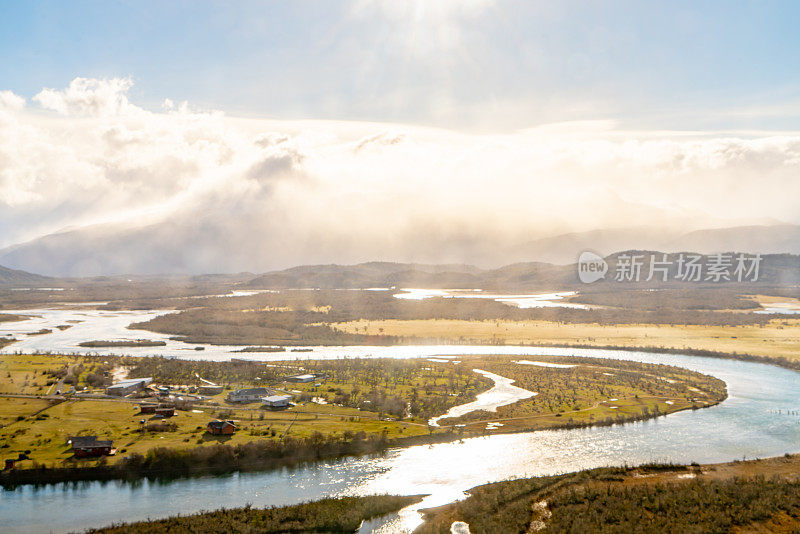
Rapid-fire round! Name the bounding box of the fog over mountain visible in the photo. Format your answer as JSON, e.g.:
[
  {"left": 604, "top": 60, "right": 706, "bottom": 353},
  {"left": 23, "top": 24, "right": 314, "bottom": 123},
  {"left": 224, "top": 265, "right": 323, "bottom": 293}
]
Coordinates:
[
  {"left": 1, "top": 220, "right": 798, "bottom": 277},
  {"left": 2, "top": 78, "right": 800, "bottom": 276}
]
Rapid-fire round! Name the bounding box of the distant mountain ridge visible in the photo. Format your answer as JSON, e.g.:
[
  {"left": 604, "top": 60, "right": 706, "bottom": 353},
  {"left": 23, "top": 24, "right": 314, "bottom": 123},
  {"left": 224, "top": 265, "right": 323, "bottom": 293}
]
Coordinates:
[
  {"left": 511, "top": 224, "right": 800, "bottom": 265},
  {"left": 0, "top": 221, "right": 798, "bottom": 277},
  {"left": 243, "top": 253, "right": 800, "bottom": 290},
  {"left": 2, "top": 251, "right": 798, "bottom": 291},
  {"left": 0, "top": 264, "right": 56, "bottom": 288}
]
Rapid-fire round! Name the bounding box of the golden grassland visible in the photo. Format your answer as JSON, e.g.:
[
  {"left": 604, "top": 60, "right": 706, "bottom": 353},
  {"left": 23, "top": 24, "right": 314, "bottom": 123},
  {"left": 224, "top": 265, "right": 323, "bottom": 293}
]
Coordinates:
[
  {"left": 334, "top": 317, "right": 800, "bottom": 360},
  {"left": 0, "top": 397, "right": 426, "bottom": 466},
  {"left": 0, "top": 397, "right": 52, "bottom": 426},
  {"left": 0, "top": 355, "right": 428, "bottom": 467},
  {"left": 0, "top": 353, "right": 77, "bottom": 395}
]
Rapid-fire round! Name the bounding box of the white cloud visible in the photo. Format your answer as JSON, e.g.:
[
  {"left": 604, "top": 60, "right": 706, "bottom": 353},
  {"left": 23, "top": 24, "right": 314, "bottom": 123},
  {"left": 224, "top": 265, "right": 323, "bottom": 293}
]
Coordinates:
[
  {"left": 0, "top": 91, "right": 25, "bottom": 111},
  {"left": 33, "top": 77, "right": 138, "bottom": 117},
  {"left": 1, "top": 77, "right": 799, "bottom": 271}
]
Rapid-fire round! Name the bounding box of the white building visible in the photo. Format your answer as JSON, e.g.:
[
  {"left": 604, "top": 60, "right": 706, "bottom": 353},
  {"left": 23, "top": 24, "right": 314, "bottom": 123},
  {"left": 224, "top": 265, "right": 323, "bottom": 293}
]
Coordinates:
[
  {"left": 106, "top": 377, "right": 152, "bottom": 396},
  {"left": 287, "top": 374, "right": 315, "bottom": 383},
  {"left": 227, "top": 387, "right": 274, "bottom": 403},
  {"left": 261, "top": 394, "right": 292, "bottom": 408}
]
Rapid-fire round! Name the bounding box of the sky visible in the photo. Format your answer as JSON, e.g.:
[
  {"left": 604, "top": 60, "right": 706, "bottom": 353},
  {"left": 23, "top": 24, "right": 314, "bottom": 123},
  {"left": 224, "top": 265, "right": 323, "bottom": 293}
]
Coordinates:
[
  {"left": 1, "top": 1, "right": 800, "bottom": 273},
  {"left": 3, "top": 0, "right": 800, "bottom": 130}
]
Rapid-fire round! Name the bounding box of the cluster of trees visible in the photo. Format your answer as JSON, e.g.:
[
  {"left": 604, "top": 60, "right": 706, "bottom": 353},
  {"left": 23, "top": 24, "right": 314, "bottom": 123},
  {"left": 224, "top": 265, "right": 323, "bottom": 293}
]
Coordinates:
[
  {"left": 548, "top": 476, "right": 800, "bottom": 532},
  {"left": 298, "top": 358, "right": 492, "bottom": 419},
  {"left": 86, "top": 495, "right": 422, "bottom": 533},
  {"left": 124, "top": 356, "right": 284, "bottom": 386},
  {"left": 418, "top": 467, "right": 800, "bottom": 533},
  {"left": 572, "top": 287, "right": 761, "bottom": 311},
  {"left": 130, "top": 306, "right": 398, "bottom": 346},
  {"left": 0, "top": 431, "right": 411, "bottom": 487},
  {"left": 439, "top": 356, "right": 726, "bottom": 425},
  {"left": 46, "top": 359, "right": 115, "bottom": 388}
]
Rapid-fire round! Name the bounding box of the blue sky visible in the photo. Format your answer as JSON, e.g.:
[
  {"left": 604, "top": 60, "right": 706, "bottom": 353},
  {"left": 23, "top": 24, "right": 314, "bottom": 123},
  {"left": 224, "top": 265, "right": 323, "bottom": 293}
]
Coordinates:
[{"left": 2, "top": 0, "right": 800, "bottom": 130}]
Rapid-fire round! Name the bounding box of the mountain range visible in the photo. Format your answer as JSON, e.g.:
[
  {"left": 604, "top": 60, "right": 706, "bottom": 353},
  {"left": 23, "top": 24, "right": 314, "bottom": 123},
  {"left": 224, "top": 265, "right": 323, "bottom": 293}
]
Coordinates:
[
  {"left": 3, "top": 253, "right": 798, "bottom": 291},
  {"left": 0, "top": 223, "right": 799, "bottom": 278}
]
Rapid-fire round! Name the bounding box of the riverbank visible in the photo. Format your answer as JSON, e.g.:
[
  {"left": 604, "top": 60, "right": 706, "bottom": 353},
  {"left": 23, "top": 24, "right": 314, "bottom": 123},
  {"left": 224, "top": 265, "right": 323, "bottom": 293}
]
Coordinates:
[
  {"left": 86, "top": 494, "right": 425, "bottom": 533},
  {"left": 417, "top": 454, "right": 800, "bottom": 533},
  {"left": 64, "top": 454, "right": 800, "bottom": 533}
]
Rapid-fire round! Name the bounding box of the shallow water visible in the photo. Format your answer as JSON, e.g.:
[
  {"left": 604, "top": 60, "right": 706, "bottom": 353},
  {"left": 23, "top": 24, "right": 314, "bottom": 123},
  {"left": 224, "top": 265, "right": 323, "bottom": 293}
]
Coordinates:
[
  {"left": 392, "top": 289, "right": 587, "bottom": 309},
  {"left": 1, "top": 346, "right": 799, "bottom": 533},
  {"left": 427, "top": 369, "right": 536, "bottom": 427}
]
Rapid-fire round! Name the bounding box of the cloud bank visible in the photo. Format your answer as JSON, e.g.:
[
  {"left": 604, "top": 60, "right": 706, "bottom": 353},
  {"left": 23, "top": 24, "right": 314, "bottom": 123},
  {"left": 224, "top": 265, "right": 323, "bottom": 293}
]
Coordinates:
[{"left": 1, "top": 77, "right": 799, "bottom": 274}]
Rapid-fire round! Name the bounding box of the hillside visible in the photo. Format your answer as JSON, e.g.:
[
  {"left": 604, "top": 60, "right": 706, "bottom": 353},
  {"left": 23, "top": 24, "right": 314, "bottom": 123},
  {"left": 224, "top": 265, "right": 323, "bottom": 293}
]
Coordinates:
[
  {"left": 243, "top": 253, "right": 800, "bottom": 290},
  {"left": 2, "top": 221, "right": 799, "bottom": 277},
  {"left": 0, "top": 264, "right": 56, "bottom": 288}
]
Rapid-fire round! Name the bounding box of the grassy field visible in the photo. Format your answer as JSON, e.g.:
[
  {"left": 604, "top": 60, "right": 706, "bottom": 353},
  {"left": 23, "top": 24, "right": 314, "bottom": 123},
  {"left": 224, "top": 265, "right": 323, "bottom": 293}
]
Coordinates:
[
  {"left": 334, "top": 317, "right": 800, "bottom": 360},
  {"left": 0, "top": 353, "right": 79, "bottom": 395},
  {"left": 0, "top": 396, "right": 428, "bottom": 467},
  {"left": 0, "top": 397, "right": 53, "bottom": 426},
  {"left": 0, "top": 354, "right": 436, "bottom": 467}
]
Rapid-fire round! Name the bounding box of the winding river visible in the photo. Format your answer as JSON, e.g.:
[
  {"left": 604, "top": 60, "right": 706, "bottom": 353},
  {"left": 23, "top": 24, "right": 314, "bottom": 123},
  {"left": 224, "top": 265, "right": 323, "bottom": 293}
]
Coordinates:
[{"left": 1, "top": 344, "right": 799, "bottom": 533}]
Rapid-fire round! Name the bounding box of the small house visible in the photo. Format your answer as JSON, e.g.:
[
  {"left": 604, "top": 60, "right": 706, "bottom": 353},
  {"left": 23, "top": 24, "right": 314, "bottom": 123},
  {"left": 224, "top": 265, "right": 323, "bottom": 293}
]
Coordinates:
[
  {"left": 207, "top": 420, "right": 236, "bottom": 435},
  {"left": 138, "top": 403, "right": 158, "bottom": 414},
  {"left": 68, "top": 436, "right": 114, "bottom": 458},
  {"left": 106, "top": 377, "right": 152, "bottom": 397},
  {"left": 155, "top": 406, "right": 175, "bottom": 417},
  {"left": 227, "top": 387, "right": 274, "bottom": 403},
  {"left": 261, "top": 394, "right": 292, "bottom": 409}
]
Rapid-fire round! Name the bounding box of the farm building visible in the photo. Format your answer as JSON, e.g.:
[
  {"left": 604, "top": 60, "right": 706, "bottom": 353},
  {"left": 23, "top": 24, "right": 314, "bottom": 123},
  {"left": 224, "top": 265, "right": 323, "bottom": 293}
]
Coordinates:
[
  {"left": 106, "top": 377, "right": 152, "bottom": 396},
  {"left": 287, "top": 374, "right": 315, "bottom": 383},
  {"left": 68, "top": 436, "right": 114, "bottom": 458},
  {"left": 155, "top": 406, "right": 175, "bottom": 417},
  {"left": 261, "top": 394, "right": 292, "bottom": 409},
  {"left": 199, "top": 384, "right": 223, "bottom": 395},
  {"left": 207, "top": 420, "right": 236, "bottom": 435},
  {"left": 227, "top": 387, "right": 274, "bottom": 403},
  {"left": 138, "top": 403, "right": 158, "bottom": 414}
]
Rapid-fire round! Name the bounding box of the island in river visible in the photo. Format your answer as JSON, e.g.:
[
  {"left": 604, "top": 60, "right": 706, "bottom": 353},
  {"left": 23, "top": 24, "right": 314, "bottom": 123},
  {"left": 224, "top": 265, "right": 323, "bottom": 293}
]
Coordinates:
[{"left": 0, "top": 352, "right": 725, "bottom": 486}]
